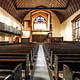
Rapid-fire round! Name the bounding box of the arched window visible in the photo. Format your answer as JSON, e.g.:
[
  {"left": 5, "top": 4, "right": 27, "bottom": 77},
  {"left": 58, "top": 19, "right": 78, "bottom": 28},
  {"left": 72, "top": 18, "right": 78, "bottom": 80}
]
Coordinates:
[
  {"left": 34, "top": 16, "right": 46, "bottom": 30},
  {"left": 72, "top": 14, "right": 80, "bottom": 41},
  {"left": 75, "top": 18, "right": 80, "bottom": 40}
]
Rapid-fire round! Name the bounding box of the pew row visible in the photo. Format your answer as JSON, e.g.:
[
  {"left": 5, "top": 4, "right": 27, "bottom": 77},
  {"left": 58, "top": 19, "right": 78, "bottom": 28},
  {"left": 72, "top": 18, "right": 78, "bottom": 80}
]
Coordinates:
[
  {"left": 43, "top": 42, "right": 80, "bottom": 80},
  {"left": 0, "top": 63, "right": 22, "bottom": 80},
  {"left": 0, "top": 43, "right": 39, "bottom": 80}
]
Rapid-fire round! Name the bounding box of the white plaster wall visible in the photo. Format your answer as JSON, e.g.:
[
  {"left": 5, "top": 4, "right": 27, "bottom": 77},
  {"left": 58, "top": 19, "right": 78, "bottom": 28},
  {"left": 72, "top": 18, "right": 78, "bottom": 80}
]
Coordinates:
[
  {"left": 22, "top": 31, "right": 30, "bottom": 38},
  {"left": 0, "top": 7, "right": 22, "bottom": 30},
  {"left": 0, "top": 7, "right": 22, "bottom": 41},
  {"left": 24, "top": 10, "right": 61, "bottom": 37},
  {"left": 0, "top": 32, "right": 9, "bottom": 41},
  {"left": 61, "top": 9, "right": 80, "bottom": 41},
  {"left": 50, "top": 11, "right": 61, "bottom": 37}
]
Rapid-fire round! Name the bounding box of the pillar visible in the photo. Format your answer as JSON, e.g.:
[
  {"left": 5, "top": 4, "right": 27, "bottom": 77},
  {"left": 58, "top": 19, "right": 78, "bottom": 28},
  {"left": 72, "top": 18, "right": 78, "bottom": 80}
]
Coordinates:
[
  {"left": 9, "top": 34, "right": 14, "bottom": 43},
  {"left": 30, "top": 26, "right": 32, "bottom": 42},
  {"left": 19, "top": 36, "right": 21, "bottom": 43}
]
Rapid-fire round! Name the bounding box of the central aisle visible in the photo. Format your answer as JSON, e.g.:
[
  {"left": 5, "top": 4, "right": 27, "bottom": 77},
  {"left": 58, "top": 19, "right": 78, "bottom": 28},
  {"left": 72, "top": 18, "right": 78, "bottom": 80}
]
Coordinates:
[{"left": 32, "top": 45, "right": 50, "bottom": 80}]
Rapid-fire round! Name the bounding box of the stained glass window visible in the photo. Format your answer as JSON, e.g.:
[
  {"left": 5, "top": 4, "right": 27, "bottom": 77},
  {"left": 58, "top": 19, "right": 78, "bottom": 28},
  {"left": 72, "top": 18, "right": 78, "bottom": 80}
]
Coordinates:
[{"left": 34, "top": 16, "right": 46, "bottom": 30}]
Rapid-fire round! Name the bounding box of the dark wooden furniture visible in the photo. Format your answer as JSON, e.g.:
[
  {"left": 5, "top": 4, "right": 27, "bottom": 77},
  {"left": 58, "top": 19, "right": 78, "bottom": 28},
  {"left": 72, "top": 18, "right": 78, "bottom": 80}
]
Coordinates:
[
  {"left": 0, "top": 43, "right": 39, "bottom": 80},
  {"left": 43, "top": 42, "right": 80, "bottom": 80}
]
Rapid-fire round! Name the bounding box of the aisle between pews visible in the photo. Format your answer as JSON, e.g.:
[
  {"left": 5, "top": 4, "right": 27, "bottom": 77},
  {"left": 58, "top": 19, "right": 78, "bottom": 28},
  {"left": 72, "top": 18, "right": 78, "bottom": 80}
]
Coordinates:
[{"left": 31, "top": 45, "right": 50, "bottom": 80}]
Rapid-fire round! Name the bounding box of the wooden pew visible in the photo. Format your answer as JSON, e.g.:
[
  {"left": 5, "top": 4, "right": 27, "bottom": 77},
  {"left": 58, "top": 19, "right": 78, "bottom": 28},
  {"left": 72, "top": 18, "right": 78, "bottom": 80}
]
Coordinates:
[
  {"left": 54, "top": 54, "right": 80, "bottom": 80},
  {"left": 43, "top": 42, "right": 80, "bottom": 65},
  {"left": 0, "top": 74, "right": 12, "bottom": 80},
  {"left": 0, "top": 52, "right": 30, "bottom": 80},
  {"left": 0, "top": 43, "right": 39, "bottom": 80},
  {"left": 0, "top": 43, "right": 39, "bottom": 62},
  {"left": 43, "top": 42, "right": 80, "bottom": 80},
  {"left": 63, "top": 64, "right": 80, "bottom": 80},
  {"left": 3, "top": 74, "right": 12, "bottom": 80},
  {"left": 51, "top": 47, "right": 80, "bottom": 80},
  {"left": 0, "top": 41, "right": 9, "bottom": 44},
  {"left": 51, "top": 37, "right": 63, "bottom": 42},
  {"left": 63, "top": 64, "right": 73, "bottom": 80},
  {"left": 0, "top": 63, "right": 22, "bottom": 80},
  {"left": 0, "top": 43, "right": 39, "bottom": 65}
]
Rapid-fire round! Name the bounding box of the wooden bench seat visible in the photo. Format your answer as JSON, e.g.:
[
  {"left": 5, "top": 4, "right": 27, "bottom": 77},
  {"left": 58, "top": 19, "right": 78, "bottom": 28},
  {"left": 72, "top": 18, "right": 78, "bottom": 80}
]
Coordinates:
[
  {"left": 43, "top": 42, "right": 80, "bottom": 80},
  {"left": 0, "top": 74, "right": 10, "bottom": 80},
  {"left": 0, "top": 63, "right": 22, "bottom": 80},
  {"left": 0, "top": 43, "right": 39, "bottom": 80},
  {"left": 3, "top": 74, "right": 12, "bottom": 80},
  {"left": 0, "top": 59, "right": 25, "bottom": 61}
]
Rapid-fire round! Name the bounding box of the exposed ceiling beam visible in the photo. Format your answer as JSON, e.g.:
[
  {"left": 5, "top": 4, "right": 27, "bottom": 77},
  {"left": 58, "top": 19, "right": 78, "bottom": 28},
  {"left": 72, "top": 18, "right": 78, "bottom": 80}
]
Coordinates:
[{"left": 14, "top": 0, "right": 72, "bottom": 10}]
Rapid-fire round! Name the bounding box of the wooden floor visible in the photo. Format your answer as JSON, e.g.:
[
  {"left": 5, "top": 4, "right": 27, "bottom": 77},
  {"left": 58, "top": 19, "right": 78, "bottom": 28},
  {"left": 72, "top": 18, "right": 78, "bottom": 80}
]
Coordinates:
[{"left": 31, "top": 45, "right": 50, "bottom": 80}]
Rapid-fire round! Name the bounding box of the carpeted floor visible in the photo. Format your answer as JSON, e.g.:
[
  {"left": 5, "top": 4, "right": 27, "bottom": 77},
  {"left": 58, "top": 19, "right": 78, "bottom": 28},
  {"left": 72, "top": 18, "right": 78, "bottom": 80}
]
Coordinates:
[{"left": 32, "top": 45, "right": 50, "bottom": 80}]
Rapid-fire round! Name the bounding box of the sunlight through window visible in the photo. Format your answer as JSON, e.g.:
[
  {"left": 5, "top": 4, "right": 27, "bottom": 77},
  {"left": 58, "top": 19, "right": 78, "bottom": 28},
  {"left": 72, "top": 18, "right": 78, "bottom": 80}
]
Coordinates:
[{"left": 34, "top": 16, "right": 46, "bottom": 30}]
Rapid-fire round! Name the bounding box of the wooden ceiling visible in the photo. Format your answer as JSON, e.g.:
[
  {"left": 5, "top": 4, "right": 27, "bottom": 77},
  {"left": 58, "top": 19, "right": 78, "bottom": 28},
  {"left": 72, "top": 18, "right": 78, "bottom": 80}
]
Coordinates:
[
  {"left": 0, "top": 0, "right": 80, "bottom": 23},
  {"left": 16, "top": 0, "right": 69, "bottom": 8}
]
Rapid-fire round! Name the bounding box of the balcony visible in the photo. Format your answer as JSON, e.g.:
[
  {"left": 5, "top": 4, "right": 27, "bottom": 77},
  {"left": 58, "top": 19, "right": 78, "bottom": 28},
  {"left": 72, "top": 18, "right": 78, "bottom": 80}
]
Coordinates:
[{"left": 0, "top": 22, "right": 22, "bottom": 36}]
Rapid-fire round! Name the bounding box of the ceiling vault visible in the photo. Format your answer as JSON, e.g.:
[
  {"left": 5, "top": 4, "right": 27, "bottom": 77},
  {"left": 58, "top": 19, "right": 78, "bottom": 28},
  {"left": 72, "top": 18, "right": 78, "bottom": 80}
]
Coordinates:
[
  {"left": 14, "top": 0, "right": 72, "bottom": 10},
  {"left": 0, "top": 0, "right": 80, "bottom": 23}
]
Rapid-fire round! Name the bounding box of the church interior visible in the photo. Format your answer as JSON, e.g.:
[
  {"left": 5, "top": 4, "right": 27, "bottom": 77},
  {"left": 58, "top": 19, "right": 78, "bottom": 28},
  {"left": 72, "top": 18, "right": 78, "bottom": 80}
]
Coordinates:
[{"left": 0, "top": 0, "right": 80, "bottom": 80}]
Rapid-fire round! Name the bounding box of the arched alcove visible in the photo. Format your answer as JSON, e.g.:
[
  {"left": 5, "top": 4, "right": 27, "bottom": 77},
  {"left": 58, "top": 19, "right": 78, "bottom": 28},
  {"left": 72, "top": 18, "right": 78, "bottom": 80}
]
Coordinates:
[
  {"left": 23, "top": 9, "right": 61, "bottom": 42},
  {"left": 31, "top": 10, "right": 51, "bottom": 31}
]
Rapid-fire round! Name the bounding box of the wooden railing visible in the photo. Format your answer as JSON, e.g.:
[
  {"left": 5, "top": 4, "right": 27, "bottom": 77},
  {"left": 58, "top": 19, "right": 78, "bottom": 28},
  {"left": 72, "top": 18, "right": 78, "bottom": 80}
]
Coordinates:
[
  {"left": 32, "top": 35, "right": 48, "bottom": 42},
  {"left": 0, "top": 22, "right": 22, "bottom": 36}
]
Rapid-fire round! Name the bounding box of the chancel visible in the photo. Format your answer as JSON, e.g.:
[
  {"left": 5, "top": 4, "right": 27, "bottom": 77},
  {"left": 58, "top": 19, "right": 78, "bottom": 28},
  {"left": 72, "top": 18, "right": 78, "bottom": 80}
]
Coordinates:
[{"left": 0, "top": 0, "right": 80, "bottom": 80}]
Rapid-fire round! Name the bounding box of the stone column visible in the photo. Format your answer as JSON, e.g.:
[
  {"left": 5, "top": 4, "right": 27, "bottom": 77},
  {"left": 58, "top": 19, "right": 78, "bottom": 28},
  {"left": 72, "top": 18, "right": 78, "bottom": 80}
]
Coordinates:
[{"left": 30, "top": 26, "right": 32, "bottom": 42}]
